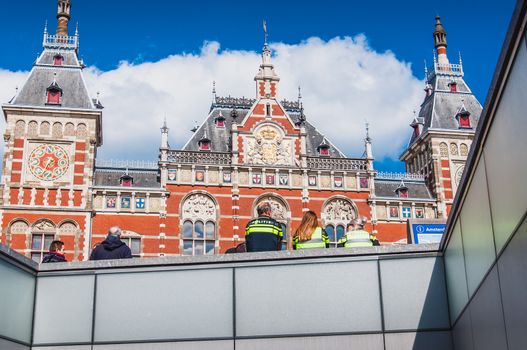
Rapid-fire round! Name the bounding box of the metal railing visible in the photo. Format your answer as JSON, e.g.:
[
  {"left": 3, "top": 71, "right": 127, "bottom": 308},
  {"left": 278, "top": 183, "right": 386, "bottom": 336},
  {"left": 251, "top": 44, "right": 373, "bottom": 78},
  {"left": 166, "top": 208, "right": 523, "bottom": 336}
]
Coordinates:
[
  {"left": 95, "top": 159, "right": 158, "bottom": 169},
  {"left": 306, "top": 157, "right": 368, "bottom": 171},
  {"left": 167, "top": 150, "right": 231, "bottom": 165},
  {"left": 376, "top": 171, "right": 425, "bottom": 181},
  {"left": 43, "top": 33, "right": 78, "bottom": 49}
]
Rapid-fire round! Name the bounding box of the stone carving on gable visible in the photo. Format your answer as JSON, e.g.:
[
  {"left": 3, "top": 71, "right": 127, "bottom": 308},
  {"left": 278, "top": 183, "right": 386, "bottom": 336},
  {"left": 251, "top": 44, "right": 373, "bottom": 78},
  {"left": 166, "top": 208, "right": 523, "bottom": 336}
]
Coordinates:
[
  {"left": 322, "top": 198, "right": 357, "bottom": 224},
  {"left": 181, "top": 194, "right": 216, "bottom": 221},
  {"left": 255, "top": 196, "right": 288, "bottom": 222},
  {"left": 33, "top": 220, "right": 55, "bottom": 231},
  {"left": 245, "top": 124, "right": 293, "bottom": 166}
]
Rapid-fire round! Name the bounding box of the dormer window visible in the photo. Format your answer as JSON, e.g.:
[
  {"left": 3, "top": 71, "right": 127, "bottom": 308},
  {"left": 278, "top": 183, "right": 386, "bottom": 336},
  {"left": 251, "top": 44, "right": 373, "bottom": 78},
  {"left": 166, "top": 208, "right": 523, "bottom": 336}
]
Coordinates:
[
  {"left": 46, "top": 75, "right": 63, "bottom": 105},
  {"left": 215, "top": 111, "right": 226, "bottom": 128},
  {"left": 317, "top": 138, "right": 330, "bottom": 156},
  {"left": 120, "top": 174, "right": 133, "bottom": 187},
  {"left": 53, "top": 54, "right": 64, "bottom": 66},
  {"left": 395, "top": 181, "right": 409, "bottom": 198},
  {"left": 198, "top": 131, "right": 211, "bottom": 151},
  {"left": 449, "top": 81, "right": 457, "bottom": 92},
  {"left": 459, "top": 114, "right": 471, "bottom": 128}
]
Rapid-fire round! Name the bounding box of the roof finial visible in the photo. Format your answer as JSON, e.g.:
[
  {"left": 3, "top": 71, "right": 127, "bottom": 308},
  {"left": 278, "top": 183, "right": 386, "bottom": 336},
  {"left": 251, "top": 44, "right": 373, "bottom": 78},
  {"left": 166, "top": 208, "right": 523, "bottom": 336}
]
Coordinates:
[
  {"left": 53, "top": 72, "right": 57, "bottom": 84},
  {"left": 44, "top": 20, "right": 48, "bottom": 34},
  {"left": 365, "top": 120, "right": 372, "bottom": 142},
  {"left": 263, "top": 20, "right": 268, "bottom": 46},
  {"left": 212, "top": 80, "right": 216, "bottom": 95},
  {"left": 458, "top": 51, "right": 463, "bottom": 65},
  {"left": 298, "top": 86, "right": 302, "bottom": 103},
  {"left": 75, "top": 22, "right": 79, "bottom": 36}
]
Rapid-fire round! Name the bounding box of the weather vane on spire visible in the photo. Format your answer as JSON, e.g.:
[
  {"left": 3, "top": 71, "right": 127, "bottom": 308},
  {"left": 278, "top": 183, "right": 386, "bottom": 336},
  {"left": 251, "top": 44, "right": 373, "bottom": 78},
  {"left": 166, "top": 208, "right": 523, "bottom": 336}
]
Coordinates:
[{"left": 263, "top": 20, "right": 268, "bottom": 45}]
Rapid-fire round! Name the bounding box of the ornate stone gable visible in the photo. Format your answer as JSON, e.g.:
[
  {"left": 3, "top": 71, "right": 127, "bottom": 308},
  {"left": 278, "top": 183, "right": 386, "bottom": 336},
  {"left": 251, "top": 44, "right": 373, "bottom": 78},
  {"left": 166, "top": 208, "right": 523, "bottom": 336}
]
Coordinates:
[
  {"left": 181, "top": 194, "right": 216, "bottom": 221},
  {"left": 321, "top": 198, "right": 357, "bottom": 225},
  {"left": 254, "top": 195, "right": 289, "bottom": 223},
  {"left": 244, "top": 123, "right": 293, "bottom": 166}
]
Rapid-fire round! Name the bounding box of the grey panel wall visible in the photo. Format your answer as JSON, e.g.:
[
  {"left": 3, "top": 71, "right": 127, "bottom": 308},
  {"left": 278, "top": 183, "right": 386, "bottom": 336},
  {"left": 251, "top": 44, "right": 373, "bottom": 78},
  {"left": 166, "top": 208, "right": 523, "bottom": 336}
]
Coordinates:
[
  {"left": 235, "top": 335, "right": 384, "bottom": 350},
  {"left": 384, "top": 331, "right": 453, "bottom": 350},
  {"left": 380, "top": 257, "right": 449, "bottom": 331},
  {"left": 0, "top": 259, "right": 35, "bottom": 345},
  {"left": 0, "top": 338, "right": 29, "bottom": 350},
  {"left": 33, "top": 275, "right": 95, "bottom": 345},
  {"left": 236, "top": 261, "right": 382, "bottom": 337},
  {"left": 445, "top": 26, "right": 527, "bottom": 350},
  {"left": 483, "top": 40, "right": 527, "bottom": 255},
  {"left": 444, "top": 220, "right": 469, "bottom": 322},
  {"left": 497, "top": 217, "right": 527, "bottom": 350},
  {"left": 94, "top": 268, "right": 233, "bottom": 343}
]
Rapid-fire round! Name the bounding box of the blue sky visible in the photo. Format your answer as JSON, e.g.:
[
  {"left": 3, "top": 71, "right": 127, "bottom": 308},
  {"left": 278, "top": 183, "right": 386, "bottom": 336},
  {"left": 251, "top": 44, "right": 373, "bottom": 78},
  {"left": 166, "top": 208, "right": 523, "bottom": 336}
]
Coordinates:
[{"left": 0, "top": 0, "right": 516, "bottom": 171}]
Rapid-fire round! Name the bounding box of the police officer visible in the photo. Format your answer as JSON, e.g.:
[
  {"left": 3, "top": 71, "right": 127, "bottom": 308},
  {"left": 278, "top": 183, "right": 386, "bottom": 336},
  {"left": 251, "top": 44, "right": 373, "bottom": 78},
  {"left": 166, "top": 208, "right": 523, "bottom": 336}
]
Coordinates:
[
  {"left": 340, "top": 217, "right": 379, "bottom": 247},
  {"left": 292, "top": 210, "right": 330, "bottom": 249},
  {"left": 245, "top": 202, "right": 284, "bottom": 252}
]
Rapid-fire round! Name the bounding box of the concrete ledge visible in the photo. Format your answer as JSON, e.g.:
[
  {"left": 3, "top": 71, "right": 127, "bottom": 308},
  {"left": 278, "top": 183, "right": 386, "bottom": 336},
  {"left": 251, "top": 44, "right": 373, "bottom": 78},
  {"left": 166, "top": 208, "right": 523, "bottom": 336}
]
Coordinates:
[
  {"left": 0, "top": 244, "right": 39, "bottom": 272},
  {"left": 35, "top": 244, "right": 440, "bottom": 273}
]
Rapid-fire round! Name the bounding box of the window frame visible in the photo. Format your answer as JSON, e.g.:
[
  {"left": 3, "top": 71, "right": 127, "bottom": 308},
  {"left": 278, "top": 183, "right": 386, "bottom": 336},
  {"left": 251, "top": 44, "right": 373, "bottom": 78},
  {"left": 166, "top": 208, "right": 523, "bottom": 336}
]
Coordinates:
[
  {"left": 31, "top": 232, "right": 55, "bottom": 263},
  {"left": 182, "top": 219, "right": 216, "bottom": 256}
]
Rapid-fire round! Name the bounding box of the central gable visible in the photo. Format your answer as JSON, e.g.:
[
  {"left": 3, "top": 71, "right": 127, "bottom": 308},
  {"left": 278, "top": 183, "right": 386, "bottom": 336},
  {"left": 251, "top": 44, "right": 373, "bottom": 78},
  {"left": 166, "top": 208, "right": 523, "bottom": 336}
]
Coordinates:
[{"left": 243, "top": 121, "right": 295, "bottom": 166}]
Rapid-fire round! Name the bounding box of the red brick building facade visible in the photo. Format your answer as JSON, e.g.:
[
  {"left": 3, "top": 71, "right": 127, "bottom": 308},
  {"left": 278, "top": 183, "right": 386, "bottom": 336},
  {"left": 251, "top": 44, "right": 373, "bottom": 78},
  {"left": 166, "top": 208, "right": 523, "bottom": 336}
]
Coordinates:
[{"left": 0, "top": 2, "right": 480, "bottom": 261}]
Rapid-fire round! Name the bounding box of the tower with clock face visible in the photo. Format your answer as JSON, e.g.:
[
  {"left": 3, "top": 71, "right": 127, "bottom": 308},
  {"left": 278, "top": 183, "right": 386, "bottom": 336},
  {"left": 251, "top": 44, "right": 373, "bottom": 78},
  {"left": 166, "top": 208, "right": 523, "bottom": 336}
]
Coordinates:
[{"left": 0, "top": 0, "right": 102, "bottom": 261}]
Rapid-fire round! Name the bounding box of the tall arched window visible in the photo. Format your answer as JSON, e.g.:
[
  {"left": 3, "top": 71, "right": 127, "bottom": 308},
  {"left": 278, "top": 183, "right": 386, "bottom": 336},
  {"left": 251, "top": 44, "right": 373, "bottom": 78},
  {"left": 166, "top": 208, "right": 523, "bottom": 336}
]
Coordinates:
[
  {"left": 181, "top": 193, "right": 217, "bottom": 256},
  {"left": 254, "top": 195, "right": 289, "bottom": 250},
  {"left": 8, "top": 220, "right": 29, "bottom": 248},
  {"left": 31, "top": 220, "right": 56, "bottom": 262},
  {"left": 322, "top": 197, "right": 357, "bottom": 247}
]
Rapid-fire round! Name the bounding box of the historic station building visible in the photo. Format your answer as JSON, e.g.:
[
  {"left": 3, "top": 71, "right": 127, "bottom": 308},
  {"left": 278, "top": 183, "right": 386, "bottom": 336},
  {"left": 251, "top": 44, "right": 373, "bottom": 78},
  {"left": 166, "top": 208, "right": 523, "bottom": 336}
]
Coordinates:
[{"left": 0, "top": 1, "right": 482, "bottom": 261}]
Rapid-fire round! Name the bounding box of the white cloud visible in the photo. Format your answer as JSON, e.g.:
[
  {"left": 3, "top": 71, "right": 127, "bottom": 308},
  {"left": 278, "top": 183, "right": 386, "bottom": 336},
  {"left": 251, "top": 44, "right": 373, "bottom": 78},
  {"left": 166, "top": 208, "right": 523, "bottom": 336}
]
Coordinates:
[{"left": 0, "top": 36, "right": 423, "bottom": 164}]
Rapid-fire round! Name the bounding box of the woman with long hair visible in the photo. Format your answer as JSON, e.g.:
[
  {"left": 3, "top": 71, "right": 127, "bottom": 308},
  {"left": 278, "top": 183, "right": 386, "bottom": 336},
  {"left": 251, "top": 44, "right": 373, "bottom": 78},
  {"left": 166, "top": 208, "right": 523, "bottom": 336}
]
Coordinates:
[{"left": 292, "top": 211, "right": 329, "bottom": 249}]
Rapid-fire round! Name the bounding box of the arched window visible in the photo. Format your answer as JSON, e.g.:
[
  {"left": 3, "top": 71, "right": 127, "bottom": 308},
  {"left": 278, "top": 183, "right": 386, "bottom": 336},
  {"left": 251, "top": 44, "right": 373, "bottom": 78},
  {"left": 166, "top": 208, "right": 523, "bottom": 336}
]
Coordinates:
[
  {"left": 31, "top": 220, "right": 56, "bottom": 262},
  {"left": 120, "top": 230, "right": 142, "bottom": 257},
  {"left": 460, "top": 143, "right": 469, "bottom": 156},
  {"left": 450, "top": 143, "right": 459, "bottom": 156},
  {"left": 439, "top": 143, "right": 448, "bottom": 157},
  {"left": 322, "top": 197, "right": 357, "bottom": 247},
  {"left": 14, "top": 120, "right": 25, "bottom": 137},
  {"left": 253, "top": 195, "right": 289, "bottom": 250},
  {"left": 181, "top": 194, "right": 217, "bottom": 256},
  {"left": 8, "top": 220, "right": 29, "bottom": 247},
  {"left": 40, "top": 122, "right": 50, "bottom": 135},
  {"left": 52, "top": 122, "right": 63, "bottom": 138},
  {"left": 53, "top": 54, "right": 64, "bottom": 66}
]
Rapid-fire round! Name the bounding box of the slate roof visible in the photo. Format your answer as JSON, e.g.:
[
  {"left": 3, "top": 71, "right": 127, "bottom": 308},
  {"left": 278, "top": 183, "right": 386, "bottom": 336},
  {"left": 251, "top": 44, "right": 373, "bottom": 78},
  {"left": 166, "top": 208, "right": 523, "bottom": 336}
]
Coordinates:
[
  {"left": 182, "top": 97, "right": 346, "bottom": 158},
  {"left": 93, "top": 168, "right": 161, "bottom": 188},
  {"left": 8, "top": 49, "right": 96, "bottom": 110},
  {"left": 374, "top": 178, "right": 434, "bottom": 200},
  {"left": 408, "top": 68, "right": 483, "bottom": 146}
]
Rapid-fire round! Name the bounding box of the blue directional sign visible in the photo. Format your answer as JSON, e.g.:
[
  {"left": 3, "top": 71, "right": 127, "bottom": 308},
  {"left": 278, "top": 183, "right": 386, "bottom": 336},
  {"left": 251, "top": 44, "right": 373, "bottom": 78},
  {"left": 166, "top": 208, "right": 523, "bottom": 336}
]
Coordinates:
[{"left": 412, "top": 223, "right": 446, "bottom": 244}]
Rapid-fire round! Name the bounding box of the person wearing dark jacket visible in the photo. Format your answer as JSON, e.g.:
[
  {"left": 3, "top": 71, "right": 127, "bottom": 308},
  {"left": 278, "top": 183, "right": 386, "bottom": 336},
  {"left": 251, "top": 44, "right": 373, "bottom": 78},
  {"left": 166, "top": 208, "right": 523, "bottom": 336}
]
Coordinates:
[
  {"left": 42, "top": 240, "right": 67, "bottom": 263},
  {"left": 245, "top": 202, "right": 283, "bottom": 252},
  {"left": 89, "top": 226, "right": 133, "bottom": 260}
]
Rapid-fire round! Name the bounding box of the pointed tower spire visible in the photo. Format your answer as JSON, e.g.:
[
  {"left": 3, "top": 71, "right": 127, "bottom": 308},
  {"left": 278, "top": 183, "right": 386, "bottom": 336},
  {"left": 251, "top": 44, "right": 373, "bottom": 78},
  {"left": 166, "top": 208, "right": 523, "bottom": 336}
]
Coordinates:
[
  {"left": 433, "top": 16, "right": 449, "bottom": 66},
  {"left": 254, "top": 20, "right": 280, "bottom": 98},
  {"left": 364, "top": 121, "right": 373, "bottom": 160},
  {"left": 297, "top": 86, "right": 302, "bottom": 104},
  {"left": 161, "top": 117, "right": 169, "bottom": 148},
  {"left": 56, "top": 0, "right": 72, "bottom": 37}
]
